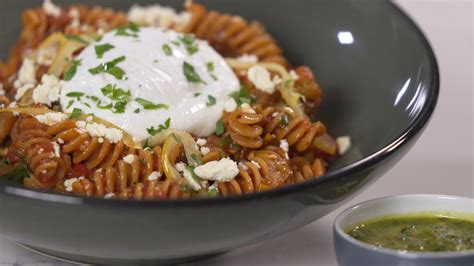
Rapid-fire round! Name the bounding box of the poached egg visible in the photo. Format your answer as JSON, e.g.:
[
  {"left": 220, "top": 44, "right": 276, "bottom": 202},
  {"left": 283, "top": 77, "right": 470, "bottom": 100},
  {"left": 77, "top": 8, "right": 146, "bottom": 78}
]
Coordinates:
[{"left": 61, "top": 27, "right": 239, "bottom": 140}]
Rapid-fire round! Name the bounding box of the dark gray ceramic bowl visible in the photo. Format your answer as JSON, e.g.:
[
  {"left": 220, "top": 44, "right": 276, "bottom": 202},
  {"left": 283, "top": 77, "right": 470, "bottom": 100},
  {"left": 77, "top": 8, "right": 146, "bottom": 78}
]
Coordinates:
[
  {"left": 0, "top": 0, "right": 439, "bottom": 264},
  {"left": 334, "top": 195, "right": 474, "bottom": 266}
]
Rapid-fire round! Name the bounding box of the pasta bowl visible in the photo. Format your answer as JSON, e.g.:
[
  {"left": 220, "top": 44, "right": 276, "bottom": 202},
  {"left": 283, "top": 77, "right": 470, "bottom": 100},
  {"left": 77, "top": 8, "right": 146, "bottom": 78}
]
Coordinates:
[{"left": 0, "top": 0, "right": 439, "bottom": 264}]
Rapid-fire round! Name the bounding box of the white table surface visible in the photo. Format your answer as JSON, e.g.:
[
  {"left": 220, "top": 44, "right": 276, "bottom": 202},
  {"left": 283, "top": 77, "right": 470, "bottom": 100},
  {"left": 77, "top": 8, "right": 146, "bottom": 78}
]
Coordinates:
[{"left": 1, "top": 1, "right": 472, "bottom": 265}]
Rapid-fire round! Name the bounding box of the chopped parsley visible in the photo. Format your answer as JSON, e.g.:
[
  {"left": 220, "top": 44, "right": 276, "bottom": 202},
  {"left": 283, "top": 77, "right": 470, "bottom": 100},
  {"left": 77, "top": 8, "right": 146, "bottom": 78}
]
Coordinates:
[
  {"left": 115, "top": 23, "right": 140, "bottom": 37},
  {"left": 208, "top": 187, "right": 219, "bottom": 197},
  {"left": 100, "top": 84, "right": 131, "bottom": 113},
  {"left": 183, "top": 61, "right": 206, "bottom": 85},
  {"left": 63, "top": 59, "right": 81, "bottom": 81},
  {"left": 171, "top": 40, "right": 181, "bottom": 46},
  {"left": 194, "top": 92, "right": 201, "bottom": 97},
  {"left": 66, "top": 91, "right": 84, "bottom": 100},
  {"left": 95, "top": 43, "right": 115, "bottom": 59},
  {"left": 206, "top": 95, "right": 216, "bottom": 106},
  {"left": 280, "top": 113, "right": 290, "bottom": 128},
  {"left": 162, "top": 44, "right": 173, "bottom": 56},
  {"left": 210, "top": 73, "right": 218, "bottom": 81},
  {"left": 229, "top": 85, "right": 254, "bottom": 105},
  {"left": 0, "top": 165, "right": 30, "bottom": 183},
  {"left": 190, "top": 154, "right": 203, "bottom": 165},
  {"left": 64, "top": 34, "right": 88, "bottom": 44},
  {"left": 70, "top": 108, "right": 83, "bottom": 119},
  {"left": 215, "top": 119, "right": 224, "bottom": 136},
  {"left": 206, "top": 62, "right": 215, "bottom": 72},
  {"left": 185, "top": 165, "right": 201, "bottom": 181},
  {"left": 66, "top": 100, "right": 74, "bottom": 109},
  {"left": 147, "top": 118, "right": 171, "bottom": 136},
  {"left": 134, "top": 108, "right": 140, "bottom": 113},
  {"left": 88, "top": 56, "right": 127, "bottom": 80},
  {"left": 135, "top": 98, "right": 169, "bottom": 110},
  {"left": 179, "top": 34, "right": 198, "bottom": 55}
]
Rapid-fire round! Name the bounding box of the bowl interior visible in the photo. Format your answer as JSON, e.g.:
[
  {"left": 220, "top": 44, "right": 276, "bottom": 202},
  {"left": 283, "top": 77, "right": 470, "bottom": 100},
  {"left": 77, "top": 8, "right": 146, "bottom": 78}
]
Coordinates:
[{"left": 0, "top": 0, "right": 438, "bottom": 174}]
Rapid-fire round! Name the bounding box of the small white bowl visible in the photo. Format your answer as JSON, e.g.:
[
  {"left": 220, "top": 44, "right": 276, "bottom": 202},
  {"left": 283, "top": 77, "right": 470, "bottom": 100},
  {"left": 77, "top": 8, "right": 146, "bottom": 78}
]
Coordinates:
[{"left": 333, "top": 194, "right": 474, "bottom": 266}]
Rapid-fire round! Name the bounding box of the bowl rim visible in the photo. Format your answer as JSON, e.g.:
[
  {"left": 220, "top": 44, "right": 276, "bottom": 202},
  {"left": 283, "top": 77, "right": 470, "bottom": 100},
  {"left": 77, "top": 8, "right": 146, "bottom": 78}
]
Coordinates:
[
  {"left": 333, "top": 194, "right": 474, "bottom": 258},
  {"left": 0, "top": 2, "right": 440, "bottom": 207}
]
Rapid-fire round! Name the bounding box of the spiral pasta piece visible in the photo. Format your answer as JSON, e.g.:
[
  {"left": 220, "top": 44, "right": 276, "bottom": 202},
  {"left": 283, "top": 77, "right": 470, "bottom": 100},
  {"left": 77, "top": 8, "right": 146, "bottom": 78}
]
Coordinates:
[
  {"left": 287, "top": 157, "right": 326, "bottom": 184},
  {"left": 227, "top": 107, "right": 264, "bottom": 149},
  {"left": 217, "top": 147, "right": 292, "bottom": 196},
  {"left": 10, "top": 115, "right": 68, "bottom": 188},
  {"left": 178, "top": 2, "right": 288, "bottom": 66}
]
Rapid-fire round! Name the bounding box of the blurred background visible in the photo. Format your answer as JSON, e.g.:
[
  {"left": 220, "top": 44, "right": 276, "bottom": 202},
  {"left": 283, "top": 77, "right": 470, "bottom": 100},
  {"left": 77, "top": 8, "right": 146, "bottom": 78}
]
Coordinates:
[{"left": 0, "top": 0, "right": 472, "bottom": 265}]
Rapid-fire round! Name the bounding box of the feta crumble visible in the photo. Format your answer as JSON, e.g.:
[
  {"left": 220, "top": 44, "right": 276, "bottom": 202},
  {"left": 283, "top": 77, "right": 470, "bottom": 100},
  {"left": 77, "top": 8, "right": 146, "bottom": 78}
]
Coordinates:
[
  {"left": 174, "top": 162, "right": 201, "bottom": 191},
  {"left": 196, "top": 138, "right": 207, "bottom": 146},
  {"left": 289, "top": 70, "right": 300, "bottom": 80},
  {"left": 250, "top": 160, "right": 261, "bottom": 169},
  {"left": 247, "top": 65, "right": 276, "bottom": 94},
  {"left": 68, "top": 8, "right": 80, "bottom": 29},
  {"left": 147, "top": 171, "right": 162, "bottom": 181},
  {"left": 240, "top": 103, "right": 256, "bottom": 114},
  {"left": 123, "top": 154, "right": 135, "bottom": 164},
  {"left": 236, "top": 54, "right": 258, "bottom": 63},
  {"left": 76, "top": 122, "right": 123, "bottom": 144},
  {"left": 43, "top": 0, "right": 61, "bottom": 17},
  {"left": 104, "top": 193, "right": 115, "bottom": 199},
  {"left": 194, "top": 158, "right": 239, "bottom": 182},
  {"left": 127, "top": 4, "right": 189, "bottom": 28},
  {"left": 200, "top": 146, "right": 210, "bottom": 156},
  {"left": 32, "top": 74, "right": 63, "bottom": 106},
  {"left": 64, "top": 176, "right": 84, "bottom": 192},
  {"left": 35, "top": 112, "right": 68, "bottom": 126},
  {"left": 336, "top": 136, "right": 352, "bottom": 155},
  {"left": 14, "top": 58, "right": 37, "bottom": 100},
  {"left": 52, "top": 142, "right": 61, "bottom": 158},
  {"left": 224, "top": 98, "right": 237, "bottom": 113},
  {"left": 238, "top": 161, "right": 248, "bottom": 170},
  {"left": 279, "top": 139, "right": 290, "bottom": 159}
]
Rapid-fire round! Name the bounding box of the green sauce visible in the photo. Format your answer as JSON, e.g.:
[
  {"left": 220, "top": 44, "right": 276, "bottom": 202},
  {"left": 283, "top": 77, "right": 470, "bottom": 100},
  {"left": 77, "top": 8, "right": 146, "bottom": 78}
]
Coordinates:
[{"left": 346, "top": 214, "right": 474, "bottom": 252}]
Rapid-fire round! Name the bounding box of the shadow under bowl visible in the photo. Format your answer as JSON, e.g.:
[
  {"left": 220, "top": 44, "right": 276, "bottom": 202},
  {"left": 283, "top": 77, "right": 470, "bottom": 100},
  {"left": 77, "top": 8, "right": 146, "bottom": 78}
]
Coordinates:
[{"left": 0, "top": 0, "right": 439, "bottom": 264}]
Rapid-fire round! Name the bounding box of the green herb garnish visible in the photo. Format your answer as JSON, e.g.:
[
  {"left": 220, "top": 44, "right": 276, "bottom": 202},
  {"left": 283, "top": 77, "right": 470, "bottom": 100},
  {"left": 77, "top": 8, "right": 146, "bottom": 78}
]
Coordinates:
[
  {"left": 208, "top": 187, "right": 219, "bottom": 197},
  {"left": 190, "top": 154, "right": 203, "bottom": 165},
  {"left": 206, "top": 62, "right": 214, "bottom": 72},
  {"left": 185, "top": 165, "right": 201, "bottom": 181},
  {"left": 100, "top": 84, "right": 131, "bottom": 113},
  {"left": 183, "top": 61, "right": 206, "bottom": 84},
  {"left": 0, "top": 165, "right": 30, "bottom": 183},
  {"left": 63, "top": 59, "right": 81, "bottom": 81},
  {"left": 95, "top": 43, "right": 115, "bottom": 59},
  {"left": 179, "top": 34, "right": 199, "bottom": 55},
  {"left": 171, "top": 133, "right": 181, "bottom": 143},
  {"left": 206, "top": 95, "right": 216, "bottom": 106},
  {"left": 215, "top": 119, "right": 224, "bottom": 136},
  {"left": 116, "top": 23, "right": 140, "bottom": 37},
  {"left": 66, "top": 100, "right": 74, "bottom": 109},
  {"left": 194, "top": 93, "right": 201, "bottom": 97},
  {"left": 147, "top": 118, "right": 171, "bottom": 136},
  {"left": 162, "top": 44, "right": 173, "bottom": 56},
  {"left": 65, "top": 34, "right": 88, "bottom": 44},
  {"left": 134, "top": 108, "right": 140, "bottom": 113},
  {"left": 88, "top": 56, "right": 127, "bottom": 80},
  {"left": 280, "top": 114, "right": 290, "bottom": 128},
  {"left": 136, "top": 98, "right": 169, "bottom": 110},
  {"left": 71, "top": 108, "right": 82, "bottom": 119},
  {"left": 229, "top": 85, "right": 254, "bottom": 105},
  {"left": 66, "top": 91, "right": 84, "bottom": 100}
]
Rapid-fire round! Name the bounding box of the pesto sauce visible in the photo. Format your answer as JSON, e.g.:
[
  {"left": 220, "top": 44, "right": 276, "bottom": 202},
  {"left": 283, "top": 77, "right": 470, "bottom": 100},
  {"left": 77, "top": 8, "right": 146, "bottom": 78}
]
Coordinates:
[{"left": 346, "top": 215, "right": 474, "bottom": 252}]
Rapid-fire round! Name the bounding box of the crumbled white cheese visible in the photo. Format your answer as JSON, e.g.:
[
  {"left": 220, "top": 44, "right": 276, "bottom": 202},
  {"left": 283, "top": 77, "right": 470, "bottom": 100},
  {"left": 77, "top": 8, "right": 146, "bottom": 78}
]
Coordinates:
[
  {"left": 250, "top": 160, "right": 261, "bottom": 169},
  {"left": 104, "top": 193, "right": 115, "bottom": 199},
  {"left": 36, "top": 47, "right": 56, "bottom": 66},
  {"left": 127, "top": 4, "right": 187, "bottom": 28},
  {"left": 196, "top": 138, "right": 207, "bottom": 146},
  {"left": 247, "top": 65, "right": 276, "bottom": 94},
  {"left": 147, "top": 171, "right": 162, "bottom": 181},
  {"left": 52, "top": 142, "right": 61, "bottom": 158},
  {"left": 238, "top": 161, "right": 248, "bottom": 170},
  {"left": 123, "top": 154, "right": 135, "bottom": 164},
  {"left": 35, "top": 112, "right": 68, "bottom": 126},
  {"left": 194, "top": 158, "right": 239, "bottom": 182},
  {"left": 8, "top": 102, "right": 19, "bottom": 116},
  {"left": 78, "top": 122, "right": 123, "bottom": 144},
  {"left": 236, "top": 54, "right": 258, "bottom": 63},
  {"left": 280, "top": 139, "right": 290, "bottom": 159},
  {"left": 336, "top": 136, "right": 352, "bottom": 155},
  {"left": 57, "top": 138, "right": 64, "bottom": 144},
  {"left": 15, "top": 84, "right": 35, "bottom": 100},
  {"left": 86, "top": 116, "right": 93, "bottom": 122},
  {"left": 208, "top": 182, "right": 219, "bottom": 193},
  {"left": 224, "top": 97, "right": 237, "bottom": 113},
  {"left": 240, "top": 103, "right": 256, "bottom": 114},
  {"left": 272, "top": 75, "right": 282, "bottom": 86},
  {"left": 43, "top": 0, "right": 61, "bottom": 17},
  {"left": 200, "top": 146, "right": 210, "bottom": 156},
  {"left": 64, "top": 176, "right": 84, "bottom": 192},
  {"left": 174, "top": 162, "right": 201, "bottom": 191},
  {"left": 32, "top": 74, "right": 63, "bottom": 106},
  {"left": 289, "top": 70, "right": 300, "bottom": 80},
  {"left": 132, "top": 136, "right": 144, "bottom": 145},
  {"left": 13, "top": 58, "right": 36, "bottom": 88},
  {"left": 98, "top": 137, "right": 104, "bottom": 144},
  {"left": 76, "top": 121, "right": 86, "bottom": 128},
  {"left": 68, "top": 8, "right": 80, "bottom": 28}
]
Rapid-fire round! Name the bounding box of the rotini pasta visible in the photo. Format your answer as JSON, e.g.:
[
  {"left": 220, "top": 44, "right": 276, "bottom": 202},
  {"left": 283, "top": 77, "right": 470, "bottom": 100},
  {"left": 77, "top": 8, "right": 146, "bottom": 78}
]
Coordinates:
[{"left": 0, "top": 1, "right": 349, "bottom": 200}]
